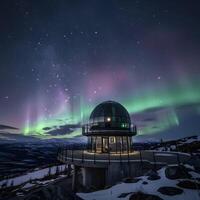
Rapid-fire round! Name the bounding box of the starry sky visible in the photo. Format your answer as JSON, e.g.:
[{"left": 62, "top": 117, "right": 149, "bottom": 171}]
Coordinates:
[{"left": 0, "top": 0, "right": 200, "bottom": 141}]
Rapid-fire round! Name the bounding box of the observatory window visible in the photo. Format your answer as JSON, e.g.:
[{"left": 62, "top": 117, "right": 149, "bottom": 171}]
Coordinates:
[
  {"left": 98, "top": 116, "right": 104, "bottom": 122},
  {"left": 96, "top": 136, "right": 102, "bottom": 152},
  {"left": 109, "top": 137, "right": 115, "bottom": 144},
  {"left": 121, "top": 123, "right": 129, "bottom": 128}
]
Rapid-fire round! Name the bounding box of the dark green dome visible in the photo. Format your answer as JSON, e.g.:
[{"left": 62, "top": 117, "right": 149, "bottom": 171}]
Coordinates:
[
  {"left": 89, "top": 101, "right": 131, "bottom": 124},
  {"left": 82, "top": 100, "right": 136, "bottom": 136}
]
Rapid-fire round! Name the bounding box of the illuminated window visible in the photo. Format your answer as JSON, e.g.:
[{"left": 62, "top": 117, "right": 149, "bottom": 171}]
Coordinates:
[
  {"left": 109, "top": 137, "right": 115, "bottom": 143},
  {"left": 121, "top": 123, "right": 129, "bottom": 128}
]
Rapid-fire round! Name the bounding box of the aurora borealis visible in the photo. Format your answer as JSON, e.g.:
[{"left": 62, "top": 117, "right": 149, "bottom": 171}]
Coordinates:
[{"left": 0, "top": 0, "right": 200, "bottom": 140}]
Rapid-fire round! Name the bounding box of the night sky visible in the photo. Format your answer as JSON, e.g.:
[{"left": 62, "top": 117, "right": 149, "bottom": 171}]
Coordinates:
[{"left": 0, "top": 0, "right": 200, "bottom": 141}]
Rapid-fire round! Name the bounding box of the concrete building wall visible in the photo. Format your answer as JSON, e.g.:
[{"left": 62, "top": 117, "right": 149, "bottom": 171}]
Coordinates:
[
  {"left": 82, "top": 167, "right": 106, "bottom": 189},
  {"left": 80, "top": 161, "right": 155, "bottom": 189},
  {"left": 106, "top": 162, "right": 142, "bottom": 185}
]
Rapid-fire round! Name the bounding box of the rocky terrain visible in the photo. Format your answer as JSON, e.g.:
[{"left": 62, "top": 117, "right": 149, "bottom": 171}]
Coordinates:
[{"left": 78, "top": 164, "right": 200, "bottom": 200}]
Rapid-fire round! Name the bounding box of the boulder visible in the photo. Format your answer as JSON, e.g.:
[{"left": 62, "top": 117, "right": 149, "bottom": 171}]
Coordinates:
[
  {"left": 122, "top": 177, "right": 141, "bottom": 183},
  {"left": 147, "top": 174, "right": 160, "bottom": 181},
  {"left": 196, "top": 177, "right": 200, "bottom": 181},
  {"left": 165, "top": 165, "right": 191, "bottom": 180},
  {"left": 158, "top": 186, "right": 183, "bottom": 196},
  {"left": 177, "top": 180, "right": 200, "bottom": 189}
]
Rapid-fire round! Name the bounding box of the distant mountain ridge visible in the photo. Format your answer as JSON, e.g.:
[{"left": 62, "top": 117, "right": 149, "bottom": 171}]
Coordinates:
[{"left": 0, "top": 124, "right": 18, "bottom": 130}]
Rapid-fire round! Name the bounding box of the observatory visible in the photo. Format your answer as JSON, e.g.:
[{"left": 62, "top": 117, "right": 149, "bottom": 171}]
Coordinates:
[
  {"left": 58, "top": 100, "right": 139, "bottom": 190},
  {"left": 58, "top": 101, "right": 191, "bottom": 191},
  {"left": 83, "top": 101, "right": 136, "bottom": 153}
]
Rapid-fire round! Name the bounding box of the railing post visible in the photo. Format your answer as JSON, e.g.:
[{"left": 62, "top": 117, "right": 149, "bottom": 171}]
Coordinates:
[
  {"left": 177, "top": 153, "right": 180, "bottom": 166},
  {"left": 176, "top": 141, "right": 178, "bottom": 151},
  {"left": 72, "top": 146, "right": 74, "bottom": 162},
  {"left": 153, "top": 151, "right": 156, "bottom": 171},
  {"left": 115, "top": 136, "right": 118, "bottom": 154},
  {"left": 128, "top": 147, "right": 131, "bottom": 176},
  {"left": 82, "top": 150, "right": 84, "bottom": 163},
  {"left": 108, "top": 150, "right": 110, "bottom": 165},
  {"left": 120, "top": 145, "right": 122, "bottom": 165},
  {"left": 139, "top": 150, "right": 143, "bottom": 169},
  {"left": 87, "top": 124, "right": 89, "bottom": 134},
  {"left": 93, "top": 151, "right": 96, "bottom": 164},
  {"left": 126, "top": 136, "right": 129, "bottom": 162},
  {"left": 128, "top": 149, "right": 130, "bottom": 164}
]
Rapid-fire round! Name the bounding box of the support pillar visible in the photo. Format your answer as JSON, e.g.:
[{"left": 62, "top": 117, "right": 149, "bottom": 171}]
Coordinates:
[
  {"left": 67, "top": 164, "right": 71, "bottom": 177},
  {"left": 72, "top": 165, "right": 78, "bottom": 191}
]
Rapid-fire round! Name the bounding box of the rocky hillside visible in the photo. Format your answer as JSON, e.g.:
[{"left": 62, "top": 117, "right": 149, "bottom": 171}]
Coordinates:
[{"left": 78, "top": 164, "right": 200, "bottom": 200}]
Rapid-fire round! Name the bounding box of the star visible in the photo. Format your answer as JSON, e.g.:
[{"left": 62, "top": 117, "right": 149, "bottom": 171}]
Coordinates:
[{"left": 136, "top": 40, "right": 141, "bottom": 45}]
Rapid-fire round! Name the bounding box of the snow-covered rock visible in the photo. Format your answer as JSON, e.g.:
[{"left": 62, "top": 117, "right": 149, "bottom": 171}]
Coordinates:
[
  {"left": 77, "top": 164, "right": 200, "bottom": 200},
  {"left": 0, "top": 164, "right": 67, "bottom": 188}
]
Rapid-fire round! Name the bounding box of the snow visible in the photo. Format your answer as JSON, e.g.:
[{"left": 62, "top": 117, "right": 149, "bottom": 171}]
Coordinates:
[
  {"left": 0, "top": 164, "right": 67, "bottom": 187},
  {"left": 180, "top": 135, "right": 200, "bottom": 144},
  {"left": 21, "top": 183, "right": 35, "bottom": 189},
  {"left": 16, "top": 192, "right": 24, "bottom": 197},
  {"left": 35, "top": 179, "right": 56, "bottom": 186},
  {"left": 184, "top": 164, "right": 195, "bottom": 170},
  {"left": 189, "top": 171, "right": 200, "bottom": 179},
  {"left": 77, "top": 166, "right": 200, "bottom": 200},
  {"left": 154, "top": 135, "right": 200, "bottom": 152},
  {"left": 155, "top": 153, "right": 176, "bottom": 157}
]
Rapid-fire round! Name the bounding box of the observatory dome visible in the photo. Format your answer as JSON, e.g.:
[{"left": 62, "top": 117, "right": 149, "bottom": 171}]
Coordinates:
[
  {"left": 82, "top": 100, "right": 136, "bottom": 136},
  {"left": 89, "top": 101, "right": 131, "bottom": 126}
]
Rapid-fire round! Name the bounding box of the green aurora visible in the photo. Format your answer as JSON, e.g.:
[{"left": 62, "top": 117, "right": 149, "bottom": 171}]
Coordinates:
[{"left": 23, "top": 80, "right": 200, "bottom": 138}]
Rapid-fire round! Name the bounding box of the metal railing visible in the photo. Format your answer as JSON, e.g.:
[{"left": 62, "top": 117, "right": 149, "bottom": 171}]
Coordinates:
[{"left": 57, "top": 146, "right": 190, "bottom": 171}]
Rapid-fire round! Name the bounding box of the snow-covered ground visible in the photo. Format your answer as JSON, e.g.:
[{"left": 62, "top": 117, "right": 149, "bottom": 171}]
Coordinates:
[
  {"left": 179, "top": 135, "right": 200, "bottom": 144},
  {"left": 155, "top": 153, "right": 176, "bottom": 157},
  {"left": 77, "top": 165, "right": 200, "bottom": 200},
  {"left": 154, "top": 135, "right": 200, "bottom": 152},
  {"left": 0, "top": 164, "right": 67, "bottom": 187}
]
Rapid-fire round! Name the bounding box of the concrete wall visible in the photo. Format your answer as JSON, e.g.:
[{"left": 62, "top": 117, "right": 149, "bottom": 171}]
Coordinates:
[
  {"left": 81, "top": 161, "right": 155, "bottom": 189},
  {"left": 82, "top": 167, "right": 106, "bottom": 189},
  {"left": 106, "top": 162, "right": 142, "bottom": 185}
]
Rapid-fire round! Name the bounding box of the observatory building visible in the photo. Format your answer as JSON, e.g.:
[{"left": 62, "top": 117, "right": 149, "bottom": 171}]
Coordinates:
[
  {"left": 58, "top": 100, "right": 138, "bottom": 190},
  {"left": 58, "top": 101, "right": 191, "bottom": 191}
]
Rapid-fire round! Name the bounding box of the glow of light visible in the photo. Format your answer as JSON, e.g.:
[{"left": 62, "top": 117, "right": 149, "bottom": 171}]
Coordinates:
[
  {"left": 107, "top": 117, "right": 111, "bottom": 122},
  {"left": 123, "top": 82, "right": 200, "bottom": 115}
]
